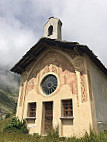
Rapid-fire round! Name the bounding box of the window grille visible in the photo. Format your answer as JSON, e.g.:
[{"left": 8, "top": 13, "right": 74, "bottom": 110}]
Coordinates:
[
  {"left": 61, "top": 100, "right": 73, "bottom": 117},
  {"left": 28, "top": 102, "right": 36, "bottom": 117},
  {"left": 41, "top": 75, "right": 58, "bottom": 95}
]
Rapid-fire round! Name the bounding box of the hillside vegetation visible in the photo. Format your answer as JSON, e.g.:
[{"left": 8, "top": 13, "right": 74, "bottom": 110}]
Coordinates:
[
  {"left": 0, "top": 88, "right": 16, "bottom": 115},
  {"left": 0, "top": 66, "right": 19, "bottom": 118}
]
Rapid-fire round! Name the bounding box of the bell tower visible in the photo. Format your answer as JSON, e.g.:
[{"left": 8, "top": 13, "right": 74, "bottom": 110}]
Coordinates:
[{"left": 44, "top": 17, "right": 62, "bottom": 40}]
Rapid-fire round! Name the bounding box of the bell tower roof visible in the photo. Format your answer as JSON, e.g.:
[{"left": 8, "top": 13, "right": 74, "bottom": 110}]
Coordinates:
[{"left": 44, "top": 17, "right": 62, "bottom": 40}]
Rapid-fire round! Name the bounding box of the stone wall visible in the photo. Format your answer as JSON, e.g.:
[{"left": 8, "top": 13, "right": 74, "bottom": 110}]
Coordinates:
[{"left": 90, "top": 60, "right": 107, "bottom": 131}]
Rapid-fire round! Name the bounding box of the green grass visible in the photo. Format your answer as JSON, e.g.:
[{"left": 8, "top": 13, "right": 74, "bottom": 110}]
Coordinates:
[
  {"left": 0, "top": 116, "right": 107, "bottom": 142},
  {"left": 0, "top": 132, "right": 41, "bottom": 142}
]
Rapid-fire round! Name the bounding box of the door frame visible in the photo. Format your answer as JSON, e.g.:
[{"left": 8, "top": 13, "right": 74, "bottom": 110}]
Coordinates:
[{"left": 41, "top": 101, "right": 53, "bottom": 135}]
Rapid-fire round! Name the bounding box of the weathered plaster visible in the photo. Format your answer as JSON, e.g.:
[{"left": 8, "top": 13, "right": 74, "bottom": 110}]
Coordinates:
[{"left": 16, "top": 49, "right": 94, "bottom": 137}]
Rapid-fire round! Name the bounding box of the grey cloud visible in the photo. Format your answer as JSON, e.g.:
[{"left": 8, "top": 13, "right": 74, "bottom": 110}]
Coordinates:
[{"left": 0, "top": 66, "right": 20, "bottom": 91}]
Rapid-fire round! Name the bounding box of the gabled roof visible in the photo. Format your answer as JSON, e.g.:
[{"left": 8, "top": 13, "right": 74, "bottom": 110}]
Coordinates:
[{"left": 11, "top": 37, "right": 107, "bottom": 75}]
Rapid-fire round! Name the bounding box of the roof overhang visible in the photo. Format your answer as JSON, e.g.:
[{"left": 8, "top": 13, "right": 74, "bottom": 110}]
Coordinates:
[{"left": 10, "top": 37, "right": 107, "bottom": 76}]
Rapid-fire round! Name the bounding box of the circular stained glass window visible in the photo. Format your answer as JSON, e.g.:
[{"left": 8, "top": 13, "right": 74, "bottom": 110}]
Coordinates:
[{"left": 41, "top": 75, "right": 58, "bottom": 95}]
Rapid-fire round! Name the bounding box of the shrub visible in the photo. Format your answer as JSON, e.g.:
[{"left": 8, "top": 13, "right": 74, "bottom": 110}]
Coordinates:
[
  {"left": 43, "top": 126, "right": 60, "bottom": 142},
  {"left": 5, "top": 113, "right": 11, "bottom": 119},
  {"left": 12, "top": 103, "right": 17, "bottom": 114},
  {"left": 47, "top": 126, "right": 59, "bottom": 138},
  {"left": 33, "top": 133, "right": 41, "bottom": 140},
  {"left": 3, "top": 117, "right": 28, "bottom": 133}
]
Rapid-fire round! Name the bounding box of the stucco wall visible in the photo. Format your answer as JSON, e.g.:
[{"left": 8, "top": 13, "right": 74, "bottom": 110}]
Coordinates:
[
  {"left": 16, "top": 49, "right": 94, "bottom": 137},
  {"left": 90, "top": 60, "right": 107, "bottom": 131}
]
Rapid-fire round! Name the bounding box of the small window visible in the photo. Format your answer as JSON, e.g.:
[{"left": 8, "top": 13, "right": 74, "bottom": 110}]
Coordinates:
[
  {"left": 61, "top": 100, "right": 73, "bottom": 117},
  {"left": 28, "top": 102, "right": 36, "bottom": 117},
  {"left": 48, "top": 25, "right": 53, "bottom": 36}
]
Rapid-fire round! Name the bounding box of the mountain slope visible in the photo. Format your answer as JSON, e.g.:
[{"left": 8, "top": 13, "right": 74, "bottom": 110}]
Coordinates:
[{"left": 0, "top": 65, "right": 20, "bottom": 118}]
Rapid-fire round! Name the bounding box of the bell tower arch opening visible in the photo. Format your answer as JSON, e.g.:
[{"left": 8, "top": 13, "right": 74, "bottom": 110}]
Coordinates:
[{"left": 48, "top": 25, "right": 53, "bottom": 36}]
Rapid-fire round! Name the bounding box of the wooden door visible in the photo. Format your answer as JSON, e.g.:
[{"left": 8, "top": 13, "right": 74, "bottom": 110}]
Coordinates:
[{"left": 44, "top": 102, "right": 53, "bottom": 134}]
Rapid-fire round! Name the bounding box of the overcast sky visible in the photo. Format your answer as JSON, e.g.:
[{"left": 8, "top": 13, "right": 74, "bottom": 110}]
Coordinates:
[{"left": 0, "top": 0, "right": 107, "bottom": 68}]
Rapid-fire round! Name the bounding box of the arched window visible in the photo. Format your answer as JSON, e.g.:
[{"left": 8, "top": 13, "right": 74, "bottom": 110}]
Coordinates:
[{"left": 48, "top": 25, "right": 53, "bottom": 36}]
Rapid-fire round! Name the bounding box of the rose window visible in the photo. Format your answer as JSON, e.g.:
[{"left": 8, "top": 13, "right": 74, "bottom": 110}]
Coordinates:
[{"left": 41, "top": 75, "right": 58, "bottom": 95}]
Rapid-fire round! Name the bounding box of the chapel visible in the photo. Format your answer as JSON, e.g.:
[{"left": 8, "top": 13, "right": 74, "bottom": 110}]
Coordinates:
[{"left": 11, "top": 17, "right": 107, "bottom": 137}]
